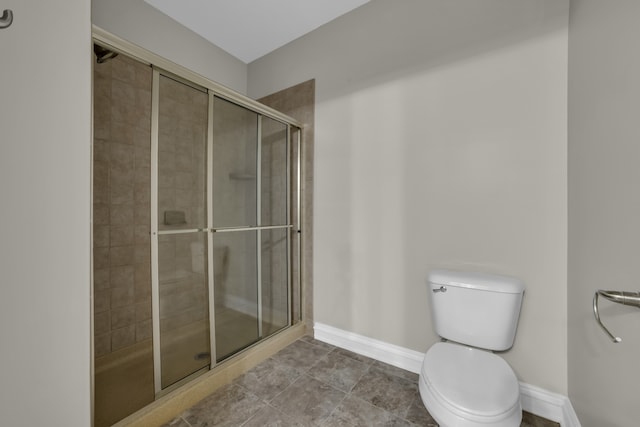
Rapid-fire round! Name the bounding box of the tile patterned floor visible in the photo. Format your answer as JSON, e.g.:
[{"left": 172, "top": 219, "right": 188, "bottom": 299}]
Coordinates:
[{"left": 164, "top": 336, "right": 560, "bottom": 427}]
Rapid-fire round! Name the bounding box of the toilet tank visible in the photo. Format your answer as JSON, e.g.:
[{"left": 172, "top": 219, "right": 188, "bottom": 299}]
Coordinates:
[{"left": 428, "top": 269, "right": 524, "bottom": 351}]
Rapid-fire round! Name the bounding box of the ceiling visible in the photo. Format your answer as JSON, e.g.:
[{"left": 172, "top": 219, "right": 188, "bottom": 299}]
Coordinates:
[{"left": 144, "top": 0, "right": 370, "bottom": 64}]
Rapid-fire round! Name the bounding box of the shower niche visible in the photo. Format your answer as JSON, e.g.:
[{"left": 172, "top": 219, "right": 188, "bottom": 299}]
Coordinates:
[{"left": 93, "top": 43, "right": 302, "bottom": 426}]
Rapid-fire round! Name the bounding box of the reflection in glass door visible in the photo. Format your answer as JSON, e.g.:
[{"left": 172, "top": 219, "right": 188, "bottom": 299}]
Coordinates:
[{"left": 153, "top": 73, "right": 211, "bottom": 390}]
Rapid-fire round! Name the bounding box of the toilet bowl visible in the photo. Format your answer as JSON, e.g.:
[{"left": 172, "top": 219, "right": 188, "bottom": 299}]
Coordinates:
[
  {"left": 419, "top": 342, "right": 521, "bottom": 427},
  {"left": 419, "top": 270, "right": 525, "bottom": 427}
]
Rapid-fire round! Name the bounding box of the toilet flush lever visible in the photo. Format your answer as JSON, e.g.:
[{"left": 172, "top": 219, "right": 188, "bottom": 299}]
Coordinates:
[
  {"left": 433, "top": 286, "right": 447, "bottom": 293},
  {"left": 593, "top": 290, "right": 640, "bottom": 343}
]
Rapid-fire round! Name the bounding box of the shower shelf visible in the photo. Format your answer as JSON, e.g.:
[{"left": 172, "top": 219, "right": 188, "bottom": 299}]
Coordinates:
[{"left": 229, "top": 172, "right": 256, "bottom": 180}]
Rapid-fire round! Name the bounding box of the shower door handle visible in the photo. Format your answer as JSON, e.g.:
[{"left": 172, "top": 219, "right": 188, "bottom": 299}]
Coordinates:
[{"left": 0, "top": 9, "right": 13, "bottom": 29}]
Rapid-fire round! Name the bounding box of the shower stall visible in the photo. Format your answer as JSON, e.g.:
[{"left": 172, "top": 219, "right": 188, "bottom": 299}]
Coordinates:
[{"left": 93, "top": 40, "right": 302, "bottom": 426}]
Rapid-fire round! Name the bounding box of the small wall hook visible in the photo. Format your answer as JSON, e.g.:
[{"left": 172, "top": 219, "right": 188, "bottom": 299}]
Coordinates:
[{"left": 0, "top": 9, "right": 14, "bottom": 29}]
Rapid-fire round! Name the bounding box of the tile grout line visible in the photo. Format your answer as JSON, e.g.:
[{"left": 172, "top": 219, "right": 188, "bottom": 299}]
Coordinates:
[
  {"left": 179, "top": 415, "right": 194, "bottom": 427},
  {"left": 317, "top": 392, "right": 349, "bottom": 427}
]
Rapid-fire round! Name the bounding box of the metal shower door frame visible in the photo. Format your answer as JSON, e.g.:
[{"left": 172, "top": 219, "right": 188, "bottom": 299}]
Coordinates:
[{"left": 150, "top": 69, "right": 300, "bottom": 396}]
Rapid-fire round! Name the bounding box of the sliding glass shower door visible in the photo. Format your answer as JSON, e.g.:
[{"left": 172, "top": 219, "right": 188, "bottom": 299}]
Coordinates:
[
  {"left": 154, "top": 74, "right": 211, "bottom": 390},
  {"left": 93, "top": 39, "right": 302, "bottom": 425},
  {"left": 151, "top": 72, "right": 295, "bottom": 392},
  {"left": 211, "top": 97, "right": 291, "bottom": 361}
]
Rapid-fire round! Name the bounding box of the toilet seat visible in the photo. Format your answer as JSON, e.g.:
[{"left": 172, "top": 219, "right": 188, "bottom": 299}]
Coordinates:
[{"left": 419, "top": 342, "right": 521, "bottom": 427}]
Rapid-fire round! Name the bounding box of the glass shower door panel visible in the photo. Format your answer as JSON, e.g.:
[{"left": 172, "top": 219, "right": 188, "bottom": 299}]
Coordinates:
[
  {"left": 158, "top": 75, "right": 208, "bottom": 231},
  {"left": 157, "top": 74, "right": 210, "bottom": 389},
  {"left": 158, "top": 233, "right": 209, "bottom": 388},
  {"left": 261, "top": 117, "right": 288, "bottom": 226},
  {"left": 212, "top": 97, "right": 258, "bottom": 228},
  {"left": 213, "top": 230, "right": 259, "bottom": 361},
  {"left": 261, "top": 228, "right": 289, "bottom": 336}
]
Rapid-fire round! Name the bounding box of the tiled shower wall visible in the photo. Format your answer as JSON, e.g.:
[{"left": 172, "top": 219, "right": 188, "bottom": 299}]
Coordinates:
[{"left": 93, "top": 55, "right": 153, "bottom": 358}]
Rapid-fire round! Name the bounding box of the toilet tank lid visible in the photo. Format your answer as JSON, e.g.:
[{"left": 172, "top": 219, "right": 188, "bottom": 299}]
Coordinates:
[{"left": 428, "top": 269, "right": 524, "bottom": 294}]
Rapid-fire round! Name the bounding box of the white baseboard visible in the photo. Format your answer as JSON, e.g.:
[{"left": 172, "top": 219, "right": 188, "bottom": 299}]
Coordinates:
[
  {"left": 313, "top": 323, "right": 424, "bottom": 374},
  {"left": 313, "top": 322, "right": 581, "bottom": 427},
  {"left": 519, "top": 383, "right": 580, "bottom": 426}
]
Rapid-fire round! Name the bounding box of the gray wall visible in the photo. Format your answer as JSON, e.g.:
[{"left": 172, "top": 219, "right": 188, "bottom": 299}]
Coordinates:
[
  {"left": 92, "top": 0, "right": 248, "bottom": 94},
  {"left": 568, "top": 1, "right": 640, "bottom": 425},
  {"left": 249, "top": 0, "right": 570, "bottom": 394},
  {"left": 0, "top": 0, "right": 92, "bottom": 425}
]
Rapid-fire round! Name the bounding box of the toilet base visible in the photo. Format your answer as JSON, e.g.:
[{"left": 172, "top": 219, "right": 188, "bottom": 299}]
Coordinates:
[{"left": 419, "top": 373, "right": 522, "bottom": 427}]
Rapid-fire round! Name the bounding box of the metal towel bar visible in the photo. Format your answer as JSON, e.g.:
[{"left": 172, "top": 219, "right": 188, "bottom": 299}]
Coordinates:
[
  {"left": 593, "top": 290, "right": 640, "bottom": 343},
  {"left": 0, "top": 9, "right": 13, "bottom": 29}
]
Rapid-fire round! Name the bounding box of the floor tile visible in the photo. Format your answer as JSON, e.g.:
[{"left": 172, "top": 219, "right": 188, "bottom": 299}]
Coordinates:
[
  {"left": 521, "top": 411, "right": 560, "bottom": 427},
  {"left": 299, "top": 335, "right": 337, "bottom": 352},
  {"left": 329, "top": 347, "right": 376, "bottom": 366},
  {"left": 235, "top": 357, "right": 301, "bottom": 402},
  {"left": 182, "top": 383, "right": 265, "bottom": 427},
  {"left": 243, "top": 405, "right": 308, "bottom": 427},
  {"left": 271, "top": 339, "right": 334, "bottom": 376},
  {"left": 405, "top": 393, "right": 438, "bottom": 426},
  {"left": 321, "top": 394, "right": 413, "bottom": 426},
  {"left": 307, "top": 351, "right": 370, "bottom": 392},
  {"left": 162, "top": 416, "right": 190, "bottom": 427},
  {"left": 351, "top": 366, "right": 418, "bottom": 417},
  {"left": 370, "top": 360, "right": 419, "bottom": 382},
  {"left": 159, "top": 338, "right": 562, "bottom": 427},
  {"left": 270, "top": 375, "right": 346, "bottom": 426}
]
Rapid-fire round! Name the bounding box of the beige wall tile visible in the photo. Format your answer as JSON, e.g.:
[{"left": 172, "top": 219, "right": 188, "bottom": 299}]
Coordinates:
[
  {"left": 94, "top": 247, "right": 110, "bottom": 270},
  {"left": 110, "top": 204, "right": 134, "bottom": 226},
  {"left": 111, "top": 120, "right": 135, "bottom": 145},
  {"left": 94, "top": 333, "right": 111, "bottom": 357},
  {"left": 94, "top": 311, "right": 110, "bottom": 335},
  {"left": 94, "top": 225, "right": 110, "bottom": 248},
  {"left": 110, "top": 225, "right": 134, "bottom": 247},
  {"left": 110, "top": 245, "right": 134, "bottom": 267},
  {"left": 111, "top": 287, "right": 135, "bottom": 309},
  {"left": 94, "top": 268, "right": 110, "bottom": 291},
  {"left": 135, "top": 244, "right": 150, "bottom": 265},
  {"left": 135, "top": 204, "right": 150, "bottom": 226},
  {"left": 111, "top": 325, "right": 136, "bottom": 351},
  {"left": 136, "top": 319, "right": 152, "bottom": 342},
  {"left": 110, "top": 265, "right": 134, "bottom": 288},
  {"left": 136, "top": 301, "right": 152, "bottom": 322},
  {"left": 94, "top": 54, "right": 153, "bottom": 360},
  {"left": 135, "top": 225, "right": 150, "bottom": 245},
  {"left": 112, "top": 59, "right": 136, "bottom": 84},
  {"left": 94, "top": 289, "right": 111, "bottom": 314},
  {"left": 94, "top": 203, "right": 110, "bottom": 226},
  {"left": 111, "top": 305, "right": 136, "bottom": 329}
]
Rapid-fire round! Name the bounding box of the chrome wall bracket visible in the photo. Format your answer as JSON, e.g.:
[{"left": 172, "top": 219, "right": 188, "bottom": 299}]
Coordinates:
[
  {"left": 0, "top": 9, "right": 13, "bottom": 29},
  {"left": 593, "top": 290, "right": 640, "bottom": 343}
]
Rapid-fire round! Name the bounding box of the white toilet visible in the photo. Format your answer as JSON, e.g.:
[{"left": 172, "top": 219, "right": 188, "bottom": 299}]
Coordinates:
[{"left": 419, "top": 269, "right": 525, "bottom": 427}]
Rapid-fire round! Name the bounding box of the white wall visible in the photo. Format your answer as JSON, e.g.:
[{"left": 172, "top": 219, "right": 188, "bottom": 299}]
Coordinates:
[
  {"left": 568, "top": 1, "right": 640, "bottom": 426},
  {"left": 92, "top": 0, "right": 248, "bottom": 94},
  {"left": 249, "top": 0, "right": 569, "bottom": 394},
  {"left": 0, "top": 1, "right": 92, "bottom": 425}
]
